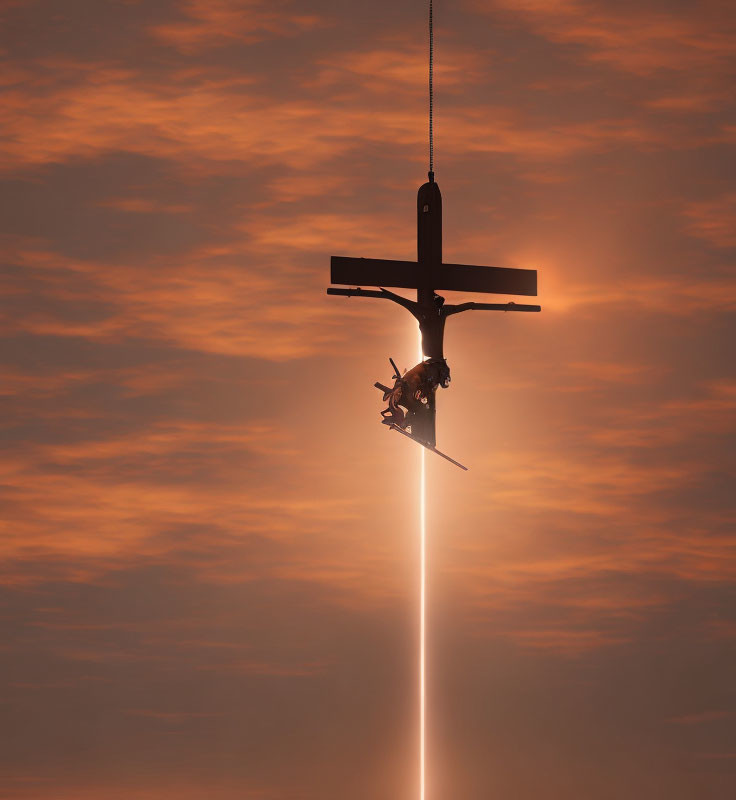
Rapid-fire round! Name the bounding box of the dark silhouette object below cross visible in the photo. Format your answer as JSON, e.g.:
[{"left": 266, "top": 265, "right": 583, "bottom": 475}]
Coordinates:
[{"left": 327, "top": 176, "right": 540, "bottom": 466}]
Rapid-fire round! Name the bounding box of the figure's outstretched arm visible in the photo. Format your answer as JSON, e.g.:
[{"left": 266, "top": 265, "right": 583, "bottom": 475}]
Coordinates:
[
  {"left": 327, "top": 287, "right": 418, "bottom": 313},
  {"left": 443, "top": 301, "right": 541, "bottom": 316}
]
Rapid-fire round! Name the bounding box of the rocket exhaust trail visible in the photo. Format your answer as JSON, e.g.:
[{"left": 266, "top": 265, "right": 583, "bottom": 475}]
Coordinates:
[{"left": 419, "top": 331, "right": 426, "bottom": 800}]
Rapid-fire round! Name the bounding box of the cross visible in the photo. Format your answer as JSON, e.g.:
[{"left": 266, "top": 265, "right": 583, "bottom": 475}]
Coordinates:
[{"left": 327, "top": 176, "right": 540, "bottom": 451}]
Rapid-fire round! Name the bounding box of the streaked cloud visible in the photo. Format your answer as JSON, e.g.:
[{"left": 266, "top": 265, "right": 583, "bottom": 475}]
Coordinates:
[
  {"left": 483, "top": 0, "right": 736, "bottom": 75},
  {"left": 150, "top": 0, "right": 326, "bottom": 51},
  {"left": 682, "top": 193, "right": 736, "bottom": 249}
]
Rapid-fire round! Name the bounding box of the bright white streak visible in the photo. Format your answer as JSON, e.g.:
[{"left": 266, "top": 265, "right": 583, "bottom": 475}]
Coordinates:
[{"left": 418, "top": 332, "right": 426, "bottom": 800}]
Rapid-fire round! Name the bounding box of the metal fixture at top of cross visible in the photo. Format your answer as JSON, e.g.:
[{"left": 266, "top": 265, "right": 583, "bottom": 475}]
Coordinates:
[{"left": 326, "top": 1, "right": 540, "bottom": 470}]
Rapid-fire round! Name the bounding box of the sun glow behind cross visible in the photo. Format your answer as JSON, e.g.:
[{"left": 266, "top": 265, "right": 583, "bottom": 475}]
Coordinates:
[{"left": 418, "top": 329, "right": 426, "bottom": 800}]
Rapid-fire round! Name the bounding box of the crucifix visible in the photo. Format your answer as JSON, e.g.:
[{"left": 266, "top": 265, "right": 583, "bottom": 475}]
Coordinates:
[
  {"left": 326, "top": 173, "right": 540, "bottom": 469},
  {"left": 327, "top": 0, "right": 540, "bottom": 469}
]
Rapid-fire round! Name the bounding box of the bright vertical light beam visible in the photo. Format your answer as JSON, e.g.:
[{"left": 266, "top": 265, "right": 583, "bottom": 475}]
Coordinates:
[
  {"left": 418, "top": 332, "right": 426, "bottom": 800},
  {"left": 422, "top": 1, "right": 431, "bottom": 787},
  {"left": 420, "top": 445, "right": 426, "bottom": 800}
]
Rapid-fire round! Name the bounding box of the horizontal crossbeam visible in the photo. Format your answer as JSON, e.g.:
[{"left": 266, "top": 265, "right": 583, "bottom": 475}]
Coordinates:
[
  {"left": 438, "top": 262, "right": 536, "bottom": 296},
  {"left": 445, "top": 301, "right": 541, "bottom": 314},
  {"left": 326, "top": 287, "right": 390, "bottom": 300},
  {"left": 331, "top": 256, "right": 537, "bottom": 297},
  {"left": 331, "top": 257, "right": 419, "bottom": 291},
  {"left": 326, "top": 287, "right": 540, "bottom": 313}
]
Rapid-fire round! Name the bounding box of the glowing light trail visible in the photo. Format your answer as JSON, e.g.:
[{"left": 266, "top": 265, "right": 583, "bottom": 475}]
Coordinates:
[
  {"left": 422, "top": 14, "right": 433, "bottom": 791},
  {"left": 419, "top": 331, "right": 426, "bottom": 800}
]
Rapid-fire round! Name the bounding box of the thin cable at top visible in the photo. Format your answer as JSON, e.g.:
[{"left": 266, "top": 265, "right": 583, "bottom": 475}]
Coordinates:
[{"left": 429, "top": 0, "right": 434, "bottom": 181}]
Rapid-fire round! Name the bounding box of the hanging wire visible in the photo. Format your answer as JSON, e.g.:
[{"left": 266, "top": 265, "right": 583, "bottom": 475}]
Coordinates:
[{"left": 428, "top": 0, "right": 434, "bottom": 181}]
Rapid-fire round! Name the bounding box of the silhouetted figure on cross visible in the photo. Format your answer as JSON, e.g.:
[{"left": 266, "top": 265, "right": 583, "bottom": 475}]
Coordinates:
[{"left": 327, "top": 176, "right": 540, "bottom": 467}]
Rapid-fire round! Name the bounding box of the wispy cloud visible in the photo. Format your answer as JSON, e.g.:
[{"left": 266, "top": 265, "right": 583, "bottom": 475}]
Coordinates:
[
  {"left": 484, "top": 0, "right": 736, "bottom": 76},
  {"left": 150, "top": 0, "right": 326, "bottom": 51},
  {"left": 682, "top": 193, "right": 736, "bottom": 249},
  {"left": 669, "top": 710, "right": 734, "bottom": 725}
]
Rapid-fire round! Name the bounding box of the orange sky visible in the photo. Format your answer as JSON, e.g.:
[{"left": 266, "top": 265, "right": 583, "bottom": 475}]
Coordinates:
[{"left": 1, "top": 1, "right": 735, "bottom": 798}]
